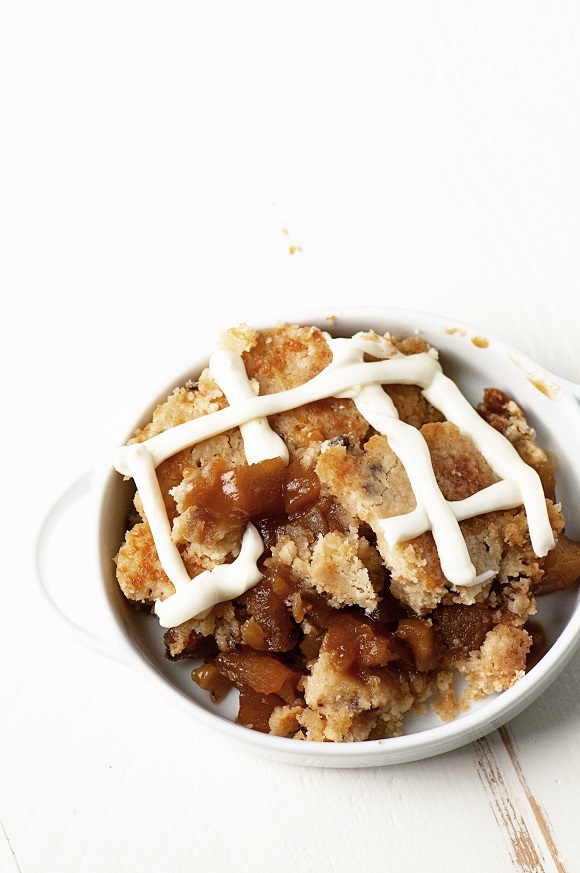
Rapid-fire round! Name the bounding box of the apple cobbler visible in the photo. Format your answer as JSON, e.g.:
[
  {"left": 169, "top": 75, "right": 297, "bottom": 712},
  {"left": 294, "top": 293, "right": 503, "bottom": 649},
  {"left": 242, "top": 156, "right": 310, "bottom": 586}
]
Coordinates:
[{"left": 114, "top": 323, "right": 580, "bottom": 742}]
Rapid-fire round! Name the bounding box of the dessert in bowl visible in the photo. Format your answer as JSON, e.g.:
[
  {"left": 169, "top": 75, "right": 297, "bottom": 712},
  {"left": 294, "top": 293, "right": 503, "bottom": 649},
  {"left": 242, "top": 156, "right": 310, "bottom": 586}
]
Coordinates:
[{"left": 43, "top": 308, "right": 580, "bottom": 767}]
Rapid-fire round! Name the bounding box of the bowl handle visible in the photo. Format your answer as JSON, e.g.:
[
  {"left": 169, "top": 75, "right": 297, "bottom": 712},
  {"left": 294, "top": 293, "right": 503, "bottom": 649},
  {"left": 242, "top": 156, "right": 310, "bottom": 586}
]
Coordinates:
[{"left": 35, "top": 469, "right": 133, "bottom": 666}]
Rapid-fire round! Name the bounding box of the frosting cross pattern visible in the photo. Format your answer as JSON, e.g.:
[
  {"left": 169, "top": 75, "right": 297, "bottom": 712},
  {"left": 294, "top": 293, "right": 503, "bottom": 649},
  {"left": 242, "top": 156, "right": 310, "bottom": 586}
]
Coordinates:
[{"left": 114, "top": 331, "right": 554, "bottom": 627}]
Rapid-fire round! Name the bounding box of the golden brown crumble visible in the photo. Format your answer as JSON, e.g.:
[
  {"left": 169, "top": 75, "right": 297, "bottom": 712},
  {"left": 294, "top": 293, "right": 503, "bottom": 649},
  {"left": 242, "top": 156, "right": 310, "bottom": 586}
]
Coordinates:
[{"left": 115, "top": 324, "right": 580, "bottom": 742}]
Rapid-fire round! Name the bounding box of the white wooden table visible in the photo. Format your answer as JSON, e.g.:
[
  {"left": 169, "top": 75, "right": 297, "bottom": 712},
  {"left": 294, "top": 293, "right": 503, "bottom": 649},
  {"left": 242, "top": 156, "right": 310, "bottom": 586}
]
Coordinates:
[{"left": 3, "top": 3, "right": 580, "bottom": 871}]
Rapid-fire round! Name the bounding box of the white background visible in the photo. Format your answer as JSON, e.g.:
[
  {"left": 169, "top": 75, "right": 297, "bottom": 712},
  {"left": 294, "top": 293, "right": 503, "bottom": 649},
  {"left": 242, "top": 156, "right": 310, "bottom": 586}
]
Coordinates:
[{"left": 2, "top": 2, "right": 580, "bottom": 871}]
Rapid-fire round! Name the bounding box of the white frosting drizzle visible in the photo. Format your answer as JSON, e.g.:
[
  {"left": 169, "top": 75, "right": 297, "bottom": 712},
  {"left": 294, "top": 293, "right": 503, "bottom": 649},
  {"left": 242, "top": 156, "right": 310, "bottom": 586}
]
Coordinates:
[
  {"left": 125, "top": 443, "right": 193, "bottom": 592},
  {"left": 115, "top": 329, "right": 555, "bottom": 627},
  {"left": 114, "top": 352, "right": 442, "bottom": 475},
  {"left": 155, "top": 524, "right": 264, "bottom": 626},
  {"left": 381, "top": 479, "right": 522, "bottom": 545},
  {"left": 209, "top": 348, "right": 289, "bottom": 465}
]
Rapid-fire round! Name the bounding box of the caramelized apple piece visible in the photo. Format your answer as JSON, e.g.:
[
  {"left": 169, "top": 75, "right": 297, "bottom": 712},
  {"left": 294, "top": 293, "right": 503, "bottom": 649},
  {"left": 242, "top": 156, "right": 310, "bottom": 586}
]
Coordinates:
[
  {"left": 240, "top": 579, "right": 298, "bottom": 652},
  {"left": 395, "top": 618, "right": 440, "bottom": 672},
  {"left": 434, "top": 603, "right": 493, "bottom": 656},
  {"left": 269, "top": 572, "right": 298, "bottom": 599},
  {"left": 321, "top": 612, "right": 401, "bottom": 673},
  {"left": 293, "top": 495, "right": 345, "bottom": 537},
  {"left": 214, "top": 651, "right": 299, "bottom": 701},
  {"left": 290, "top": 503, "right": 330, "bottom": 538},
  {"left": 283, "top": 460, "right": 321, "bottom": 513},
  {"left": 254, "top": 514, "right": 289, "bottom": 550},
  {"left": 237, "top": 686, "right": 286, "bottom": 733},
  {"left": 536, "top": 533, "right": 580, "bottom": 595},
  {"left": 289, "top": 592, "right": 305, "bottom": 623},
  {"left": 368, "top": 589, "right": 407, "bottom": 627},
  {"left": 189, "top": 456, "right": 287, "bottom": 520},
  {"left": 241, "top": 618, "right": 269, "bottom": 650},
  {"left": 254, "top": 494, "right": 344, "bottom": 551},
  {"left": 191, "top": 662, "right": 233, "bottom": 702},
  {"left": 222, "top": 457, "right": 287, "bottom": 517},
  {"left": 300, "top": 592, "right": 337, "bottom": 631}
]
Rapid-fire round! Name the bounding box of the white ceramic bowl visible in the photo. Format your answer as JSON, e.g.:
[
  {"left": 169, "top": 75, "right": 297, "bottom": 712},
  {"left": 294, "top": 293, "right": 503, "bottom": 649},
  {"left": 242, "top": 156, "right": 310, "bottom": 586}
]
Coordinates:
[{"left": 36, "top": 307, "right": 580, "bottom": 767}]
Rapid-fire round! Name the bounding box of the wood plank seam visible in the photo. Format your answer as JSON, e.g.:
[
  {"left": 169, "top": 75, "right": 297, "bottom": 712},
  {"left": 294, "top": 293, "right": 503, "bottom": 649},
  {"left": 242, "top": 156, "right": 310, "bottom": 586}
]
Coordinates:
[
  {"left": 498, "top": 726, "right": 568, "bottom": 873},
  {"left": 473, "top": 730, "right": 568, "bottom": 873}
]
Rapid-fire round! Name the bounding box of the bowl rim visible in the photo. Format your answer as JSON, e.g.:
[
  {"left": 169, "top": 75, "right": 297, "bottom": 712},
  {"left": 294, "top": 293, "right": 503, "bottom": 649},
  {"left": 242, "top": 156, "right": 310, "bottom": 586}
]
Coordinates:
[{"left": 97, "top": 305, "right": 580, "bottom": 764}]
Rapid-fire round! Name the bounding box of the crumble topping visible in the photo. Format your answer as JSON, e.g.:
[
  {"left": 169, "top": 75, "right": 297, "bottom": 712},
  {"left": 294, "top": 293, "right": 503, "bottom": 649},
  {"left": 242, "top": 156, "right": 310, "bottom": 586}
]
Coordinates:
[{"left": 114, "top": 323, "right": 580, "bottom": 742}]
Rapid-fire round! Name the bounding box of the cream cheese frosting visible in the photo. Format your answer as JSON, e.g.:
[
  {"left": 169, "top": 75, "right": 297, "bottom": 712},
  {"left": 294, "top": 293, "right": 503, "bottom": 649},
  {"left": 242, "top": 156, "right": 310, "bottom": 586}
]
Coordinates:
[{"left": 114, "top": 329, "right": 554, "bottom": 627}]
